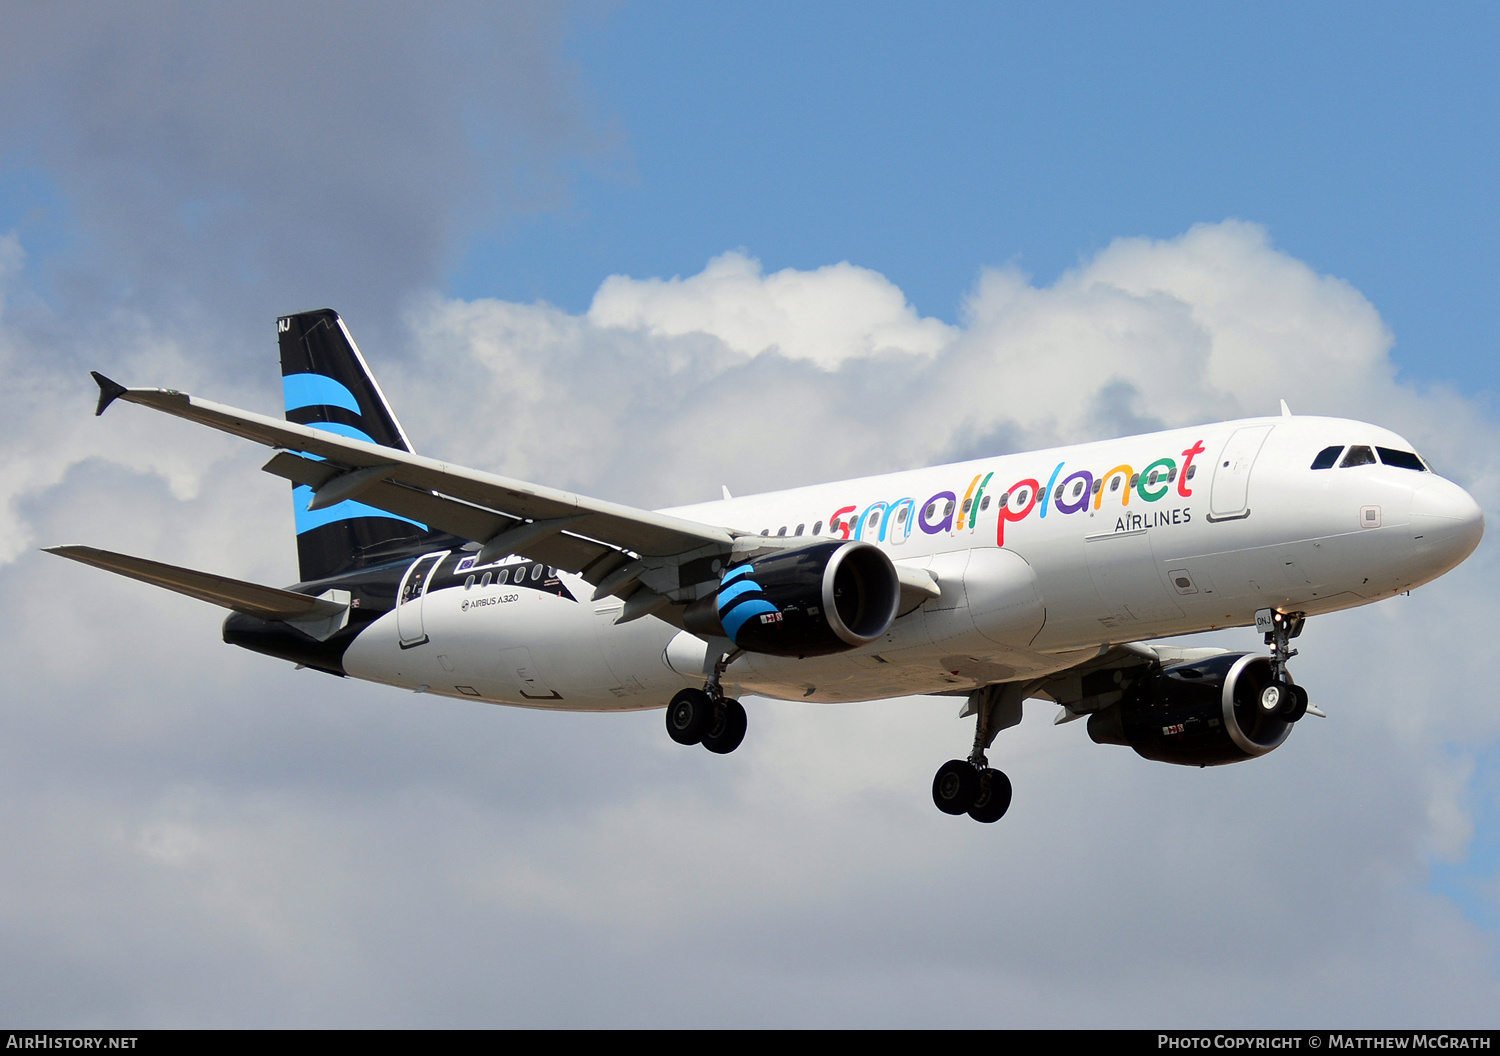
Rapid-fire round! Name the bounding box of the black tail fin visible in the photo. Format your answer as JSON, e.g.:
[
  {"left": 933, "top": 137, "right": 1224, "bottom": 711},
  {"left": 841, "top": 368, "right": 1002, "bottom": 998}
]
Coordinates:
[{"left": 279, "top": 310, "right": 452, "bottom": 582}]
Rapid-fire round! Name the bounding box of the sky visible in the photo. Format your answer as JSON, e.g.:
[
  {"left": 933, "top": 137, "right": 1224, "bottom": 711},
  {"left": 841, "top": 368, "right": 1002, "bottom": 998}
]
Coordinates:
[{"left": 0, "top": 1, "right": 1497, "bottom": 1028}]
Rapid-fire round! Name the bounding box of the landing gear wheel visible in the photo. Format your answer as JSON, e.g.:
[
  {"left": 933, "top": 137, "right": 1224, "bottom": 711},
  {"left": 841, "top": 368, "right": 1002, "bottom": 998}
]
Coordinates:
[
  {"left": 1259, "top": 681, "right": 1293, "bottom": 715},
  {"left": 967, "top": 768, "right": 1013, "bottom": 824},
  {"left": 666, "top": 688, "right": 716, "bottom": 745},
  {"left": 932, "top": 759, "right": 980, "bottom": 815},
  {"left": 702, "top": 698, "right": 748, "bottom": 754},
  {"left": 1280, "top": 684, "right": 1309, "bottom": 723}
]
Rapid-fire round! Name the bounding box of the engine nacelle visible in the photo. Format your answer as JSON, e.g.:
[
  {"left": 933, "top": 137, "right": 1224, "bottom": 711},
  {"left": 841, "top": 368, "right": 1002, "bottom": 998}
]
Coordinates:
[
  {"left": 684, "top": 540, "right": 901, "bottom": 657},
  {"left": 1086, "top": 653, "right": 1293, "bottom": 766}
]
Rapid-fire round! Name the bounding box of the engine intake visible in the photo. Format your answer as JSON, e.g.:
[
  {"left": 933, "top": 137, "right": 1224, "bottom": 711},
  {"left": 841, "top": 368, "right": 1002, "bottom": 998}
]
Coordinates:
[
  {"left": 685, "top": 540, "right": 900, "bottom": 657},
  {"left": 1086, "top": 653, "right": 1292, "bottom": 766}
]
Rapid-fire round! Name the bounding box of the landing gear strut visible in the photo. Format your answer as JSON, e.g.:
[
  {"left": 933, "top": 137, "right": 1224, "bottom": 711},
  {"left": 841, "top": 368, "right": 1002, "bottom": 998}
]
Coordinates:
[
  {"left": 1257, "top": 608, "right": 1309, "bottom": 723},
  {"left": 932, "top": 683, "right": 1024, "bottom": 823},
  {"left": 665, "top": 645, "right": 747, "bottom": 754}
]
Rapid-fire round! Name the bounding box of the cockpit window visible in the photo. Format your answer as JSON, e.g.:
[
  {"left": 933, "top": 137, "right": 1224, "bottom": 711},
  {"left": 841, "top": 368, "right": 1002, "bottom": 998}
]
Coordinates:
[
  {"left": 1310, "top": 445, "right": 1343, "bottom": 470},
  {"left": 1339, "top": 445, "right": 1377, "bottom": 468},
  {"left": 1377, "top": 447, "right": 1427, "bottom": 472}
]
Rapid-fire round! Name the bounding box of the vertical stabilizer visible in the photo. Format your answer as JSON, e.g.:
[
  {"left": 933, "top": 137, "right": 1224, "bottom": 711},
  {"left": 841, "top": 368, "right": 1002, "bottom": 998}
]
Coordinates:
[{"left": 278, "top": 309, "right": 446, "bottom": 582}]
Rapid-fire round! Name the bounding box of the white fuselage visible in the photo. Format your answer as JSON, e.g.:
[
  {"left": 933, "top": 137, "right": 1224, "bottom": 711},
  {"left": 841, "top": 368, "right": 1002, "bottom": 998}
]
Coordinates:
[{"left": 341, "top": 415, "right": 1483, "bottom": 710}]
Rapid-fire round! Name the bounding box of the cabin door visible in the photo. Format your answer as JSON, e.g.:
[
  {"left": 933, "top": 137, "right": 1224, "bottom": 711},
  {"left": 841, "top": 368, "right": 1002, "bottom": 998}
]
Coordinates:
[
  {"left": 1209, "top": 425, "right": 1274, "bottom": 520},
  {"left": 396, "top": 551, "right": 448, "bottom": 647}
]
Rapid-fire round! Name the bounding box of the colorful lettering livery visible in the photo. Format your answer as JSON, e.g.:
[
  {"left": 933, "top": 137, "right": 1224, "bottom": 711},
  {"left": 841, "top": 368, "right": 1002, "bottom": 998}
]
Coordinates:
[{"left": 829, "top": 439, "right": 1208, "bottom": 549}]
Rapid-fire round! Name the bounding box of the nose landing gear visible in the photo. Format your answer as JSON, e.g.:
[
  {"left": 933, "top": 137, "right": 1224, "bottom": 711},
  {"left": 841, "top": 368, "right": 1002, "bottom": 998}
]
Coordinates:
[
  {"left": 932, "top": 683, "right": 1027, "bottom": 823},
  {"left": 664, "top": 646, "right": 748, "bottom": 754},
  {"left": 1257, "top": 608, "right": 1310, "bottom": 723}
]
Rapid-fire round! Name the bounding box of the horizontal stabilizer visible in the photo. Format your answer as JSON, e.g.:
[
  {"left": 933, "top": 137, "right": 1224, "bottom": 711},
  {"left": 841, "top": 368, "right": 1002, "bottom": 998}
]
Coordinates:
[{"left": 44, "top": 545, "right": 348, "bottom": 624}]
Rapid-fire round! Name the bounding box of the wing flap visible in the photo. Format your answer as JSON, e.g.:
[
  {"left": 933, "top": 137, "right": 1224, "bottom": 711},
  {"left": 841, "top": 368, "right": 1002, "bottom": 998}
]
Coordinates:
[{"left": 44, "top": 545, "right": 348, "bottom": 622}]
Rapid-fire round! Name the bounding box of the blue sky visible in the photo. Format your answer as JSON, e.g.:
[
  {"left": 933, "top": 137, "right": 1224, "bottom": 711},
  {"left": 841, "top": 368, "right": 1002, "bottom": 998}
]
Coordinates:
[
  {"left": 1, "top": 2, "right": 1497, "bottom": 1026},
  {"left": 454, "top": 3, "right": 1499, "bottom": 403}
]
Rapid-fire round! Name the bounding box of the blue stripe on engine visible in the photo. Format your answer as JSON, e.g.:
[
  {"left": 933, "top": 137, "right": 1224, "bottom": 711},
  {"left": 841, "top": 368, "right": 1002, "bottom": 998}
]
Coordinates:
[
  {"left": 720, "top": 599, "right": 779, "bottom": 642},
  {"left": 716, "top": 578, "right": 763, "bottom": 611},
  {"left": 283, "top": 373, "right": 362, "bottom": 414},
  {"left": 292, "top": 486, "right": 427, "bottom": 535},
  {"left": 721, "top": 564, "right": 755, "bottom": 584}
]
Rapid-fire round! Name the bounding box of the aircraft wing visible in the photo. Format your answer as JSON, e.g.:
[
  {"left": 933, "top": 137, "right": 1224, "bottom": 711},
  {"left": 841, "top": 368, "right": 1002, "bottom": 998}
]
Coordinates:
[{"left": 92, "top": 375, "right": 738, "bottom": 593}]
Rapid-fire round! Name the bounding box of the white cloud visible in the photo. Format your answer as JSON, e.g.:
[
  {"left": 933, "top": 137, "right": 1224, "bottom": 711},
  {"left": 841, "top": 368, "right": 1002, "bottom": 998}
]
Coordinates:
[
  {"left": 3, "top": 221, "right": 1499, "bottom": 1024},
  {"left": 587, "top": 250, "right": 956, "bottom": 369}
]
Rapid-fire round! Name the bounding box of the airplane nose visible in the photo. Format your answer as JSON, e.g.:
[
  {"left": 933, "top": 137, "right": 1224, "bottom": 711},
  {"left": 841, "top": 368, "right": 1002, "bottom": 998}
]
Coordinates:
[{"left": 1409, "top": 477, "right": 1485, "bottom": 571}]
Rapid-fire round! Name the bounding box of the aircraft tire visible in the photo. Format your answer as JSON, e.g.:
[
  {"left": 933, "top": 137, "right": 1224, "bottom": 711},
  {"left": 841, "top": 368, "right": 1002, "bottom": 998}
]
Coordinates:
[
  {"left": 666, "top": 688, "right": 715, "bottom": 745},
  {"left": 932, "top": 759, "right": 980, "bottom": 815},
  {"left": 1258, "top": 681, "right": 1292, "bottom": 714},
  {"left": 702, "top": 699, "right": 748, "bottom": 755},
  {"left": 967, "top": 768, "right": 1013, "bottom": 824}
]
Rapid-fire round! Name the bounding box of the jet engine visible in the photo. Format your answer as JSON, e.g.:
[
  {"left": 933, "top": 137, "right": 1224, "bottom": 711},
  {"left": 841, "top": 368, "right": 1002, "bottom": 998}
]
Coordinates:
[
  {"left": 1086, "top": 653, "right": 1292, "bottom": 766},
  {"left": 684, "top": 540, "right": 901, "bottom": 657}
]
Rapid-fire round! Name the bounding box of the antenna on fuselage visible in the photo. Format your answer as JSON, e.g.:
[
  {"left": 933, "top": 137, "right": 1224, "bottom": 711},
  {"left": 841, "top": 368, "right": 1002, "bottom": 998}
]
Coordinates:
[{"left": 1279, "top": 399, "right": 1292, "bottom": 417}]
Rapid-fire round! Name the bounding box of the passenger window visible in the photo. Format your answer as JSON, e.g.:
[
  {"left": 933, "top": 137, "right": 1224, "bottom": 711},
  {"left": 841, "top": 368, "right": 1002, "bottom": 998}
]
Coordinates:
[
  {"left": 777, "top": 526, "right": 787, "bottom": 536},
  {"left": 480, "top": 572, "right": 492, "bottom": 587},
  {"left": 1340, "top": 445, "right": 1377, "bottom": 468},
  {"left": 943, "top": 500, "right": 954, "bottom": 517},
  {"left": 961, "top": 498, "right": 972, "bottom": 513},
  {"left": 1377, "top": 447, "right": 1427, "bottom": 471},
  {"left": 1186, "top": 465, "right": 1197, "bottom": 480},
  {"left": 795, "top": 523, "right": 805, "bottom": 536},
  {"left": 813, "top": 521, "right": 823, "bottom": 535},
  {"left": 980, "top": 496, "right": 990, "bottom": 510},
  {"left": 760, "top": 529, "right": 769, "bottom": 536},
  {"left": 495, "top": 568, "right": 508, "bottom": 584},
  {"left": 1310, "top": 446, "right": 1343, "bottom": 470},
  {"left": 531, "top": 564, "right": 543, "bottom": 581},
  {"left": 464, "top": 575, "right": 475, "bottom": 590}
]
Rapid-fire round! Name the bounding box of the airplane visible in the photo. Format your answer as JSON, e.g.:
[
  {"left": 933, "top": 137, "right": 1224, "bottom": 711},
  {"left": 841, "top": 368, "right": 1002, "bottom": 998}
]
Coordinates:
[{"left": 47, "top": 309, "right": 1485, "bottom": 823}]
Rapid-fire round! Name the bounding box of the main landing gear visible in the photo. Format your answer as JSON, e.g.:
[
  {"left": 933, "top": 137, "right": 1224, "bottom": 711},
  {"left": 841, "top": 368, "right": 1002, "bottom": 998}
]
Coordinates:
[
  {"left": 665, "top": 647, "right": 747, "bottom": 755},
  {"left": 932, "top": 683, "right": 1023, "bottom": 824},
  {"left": 1257, "top": 608, "right": 1310, "bottom": 724}
]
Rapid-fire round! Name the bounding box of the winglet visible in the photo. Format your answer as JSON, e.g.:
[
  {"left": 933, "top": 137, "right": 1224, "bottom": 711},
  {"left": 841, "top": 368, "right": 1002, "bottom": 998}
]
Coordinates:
[{"left": 91, "top": 372, "right": 129, "bottom": 417}]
